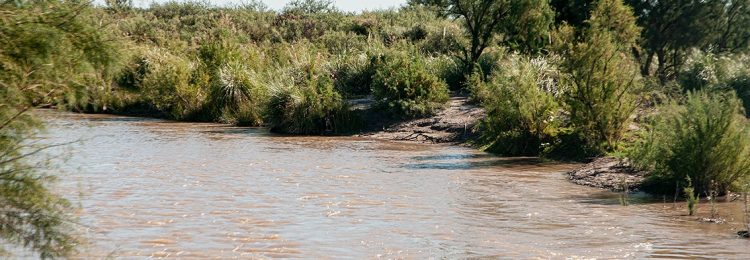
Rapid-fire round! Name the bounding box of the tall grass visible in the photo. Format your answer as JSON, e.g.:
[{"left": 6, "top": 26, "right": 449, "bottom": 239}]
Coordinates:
[{"left": 266, "top": 60, "right": 361, "bottom": 134}]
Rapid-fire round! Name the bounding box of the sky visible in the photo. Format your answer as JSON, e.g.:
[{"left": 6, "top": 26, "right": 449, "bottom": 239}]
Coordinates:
[{"left": 98, "top": 0, "right": 409, "bottom": 12}]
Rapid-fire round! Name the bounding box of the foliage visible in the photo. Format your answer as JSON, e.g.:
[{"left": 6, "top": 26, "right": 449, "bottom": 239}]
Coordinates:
[
  {"left": 678, "top": 51, "right": 750, "bottom": 116},
  {"left": 416, "top": 0, "right": 553, "bottom": 77},
  {"left": 559, "top": 0, "right": 642, "bottom": 154},
  {"left": 504, "top": 0, "right": 555, "bottom": 54},
  {"left": 135, "top": 47, "right": 204, "bottom": 120},
  {"left": 283, "top": 0, "right": 337, "bottom": 15},
  {"left": 331, "top": 53, "right": 377, "bottom": 97},
  {"left": 630, "top": 91, "right": 750, "bottom": 195},
  {"left": 626, "top": 0, "right": 750, "bottom": 83},
  {"left": 266, "top": 61, "right": 360, "bottom": 134},
  {"left": 0, "top": 0, "right": 123, "bottom": 257},
  {"left": 371, "top": 51, "right": 450, "bottom": 118},
  {"left": 684, "top": 176, "right": 698, "bottom": 216},
  {"left": 472, "top": 55, "right": 561, "bottom": 156},
  {"left": 208, "top": 62, "right": 268, "bottom": 126}
]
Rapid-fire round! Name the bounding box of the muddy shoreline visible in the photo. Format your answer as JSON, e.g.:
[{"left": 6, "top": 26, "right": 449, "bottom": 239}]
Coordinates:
[
  {"left": 356, "top": 96, "right": 485, "bottom": 144},
  {"left": 353, "top": 97, "right": 645, "bottom": 192}
]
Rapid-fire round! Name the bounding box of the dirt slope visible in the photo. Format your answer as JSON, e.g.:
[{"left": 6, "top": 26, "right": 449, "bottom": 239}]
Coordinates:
[{"left": 359, "top": 96, "right": 485, "bottom": 144}]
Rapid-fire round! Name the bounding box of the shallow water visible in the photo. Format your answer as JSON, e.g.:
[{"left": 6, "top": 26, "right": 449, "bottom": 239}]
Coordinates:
[{"left": 36, "top": 111, "right": 750, "bottom": 258}]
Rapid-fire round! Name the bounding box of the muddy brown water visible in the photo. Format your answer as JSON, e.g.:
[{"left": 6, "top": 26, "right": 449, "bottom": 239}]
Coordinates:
[{"left": 35, "top": 111, "right": 750, "bottom": 258}]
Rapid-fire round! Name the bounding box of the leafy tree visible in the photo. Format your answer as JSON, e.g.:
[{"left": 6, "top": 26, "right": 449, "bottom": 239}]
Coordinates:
[
  {"left": 626, "top": 0, "right": 750, "bottom": 83},
  {"left": 283, "top": 0, "right": 337, "bottom": 14},
  {"left": 504, "top": 0, "right": 555, "bottom": 54},
  {"left": 560, "top": 0, "right": 641, "bottom": 154},
  {"left": 414, "top": 0, "right": 554, "bottom": 74},
  {"left": 0, "top": 1, "right": 119, "bottom": 257},
  {"left": 550, "top": 0, "right": 591, "bottom": 27},
  {"left": 715, "top": 0, "right": 750, "bottom": 53}
]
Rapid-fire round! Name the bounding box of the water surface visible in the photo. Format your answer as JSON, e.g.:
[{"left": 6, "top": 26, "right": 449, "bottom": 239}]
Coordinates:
[{"left": 39, "top": 111, "right": 750, "bottom": 258}]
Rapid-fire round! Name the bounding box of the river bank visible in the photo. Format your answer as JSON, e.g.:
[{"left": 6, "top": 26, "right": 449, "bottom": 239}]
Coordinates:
[{"left": 347, "top": 96, "right": 647, "bottom": 192}]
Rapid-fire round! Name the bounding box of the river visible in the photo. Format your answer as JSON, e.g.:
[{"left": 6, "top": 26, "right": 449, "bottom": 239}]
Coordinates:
[{"left": 37, "top": 111, "right": 750, "bottom": 258}]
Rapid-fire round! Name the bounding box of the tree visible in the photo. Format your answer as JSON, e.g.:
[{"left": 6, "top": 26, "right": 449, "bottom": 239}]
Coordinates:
[
  {"left": 560, "top": 0, "right": 641, "bottom": 153},
  {"left": 418, "top": 0, "right": 553, "bottom": 75},
  {"left": 504, "top": 0, "right": 555, "bottom": 54},
  {"left": 630, "top": 91, "right": 750, "bottom": 195},
  {"left": 283, "top": 0, "right": 337, "bottom": 14},
  {"left": 715, "top": 0, "right": 750, "bottom": 53},
  {"left": 550, "top": 0, "right": 591, "bottom": 27},
  {"left": 0, "top": 1, "right": 119, "bottom": 257},
  {"left": 626, "top": 0, "right": 750, "bottom": 83}
]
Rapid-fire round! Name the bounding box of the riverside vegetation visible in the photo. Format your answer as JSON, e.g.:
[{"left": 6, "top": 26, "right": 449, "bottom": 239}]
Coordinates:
[{"left": 3, "top": 0, "right": 750, "bottom": 257}]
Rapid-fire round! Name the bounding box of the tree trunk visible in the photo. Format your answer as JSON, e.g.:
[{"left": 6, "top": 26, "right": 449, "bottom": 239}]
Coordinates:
[
  {"left": 641, "top": 52, "right": 654, "bottom": 77},
  {"left": 656, "top": 49, "right": 667, "bottom": 85}
]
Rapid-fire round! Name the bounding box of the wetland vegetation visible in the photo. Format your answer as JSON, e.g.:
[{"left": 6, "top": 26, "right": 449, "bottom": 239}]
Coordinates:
[{"left": 2, "top": 0, "right": 750, "bottom": 257}]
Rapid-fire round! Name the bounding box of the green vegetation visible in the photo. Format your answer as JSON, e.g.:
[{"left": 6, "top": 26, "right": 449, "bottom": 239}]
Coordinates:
[
  {"left": 472, "top": 54, "right": 560, "bottom": 156},
  {"left": 4, "top": 0, "right": 750, "bottom": 254},
  {"left": 371, "top": 50, "right": 450, "bottom": 118},
  {"left": 629, "top": 91, "right": 750, "bottom": 195},
  {"left": 266, "top": 59, "right": 359, "bottom": 134},
  {"left": 559, "top": 0, "right": 642, "bottom": 155},
  {"left": 684, "top": 177, "right": 698, "bottom": 216},
  {"left": 1, "top": 1, "right": 121, "bottom": 257}
]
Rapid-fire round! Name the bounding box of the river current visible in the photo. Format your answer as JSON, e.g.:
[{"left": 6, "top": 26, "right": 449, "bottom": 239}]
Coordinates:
[{"left": 37, "top": 111, "right": 750, "bottom": 258}]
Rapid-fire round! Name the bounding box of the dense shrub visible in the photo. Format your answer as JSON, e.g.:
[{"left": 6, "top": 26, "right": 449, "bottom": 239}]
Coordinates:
[
  {"left": 629, "top": 91, "right": 750, "bottom": 195},
  {"left": 136, "top": 47, "right": 205, "bottom": 119},
  {"left": 266, "top": 62, "right": 360, "bottom": 134},
  {"left": 208, "top": 62, "right": 268, "bottom": 126},
  {"left": 678, "top": 52, "right": 750, "bottom": 117},
  {"left": 418, "top": 23, "right": 464, "bottom": 56},
  {"left": 371, "top": 51, "right": 449, "bottom": 118},
  {"left": 559, "top": 0, "right": 641, "bottom": 155},
  {"left": 332, "top": 53, "right": 376, "bottom": 97},
  {"left": 472, "top": 55, "right": 561, "bottom": 156},
  {"left": 427, "top": 55, "right": 464, "bottom": 90}
]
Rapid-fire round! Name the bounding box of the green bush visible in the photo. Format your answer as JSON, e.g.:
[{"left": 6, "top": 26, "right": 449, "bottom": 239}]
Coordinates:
[
  {"left": 678, "top": 52, "right": 750, "bottom": 117},
  {"left": 208, "top": 62, "right": 268, "bottom": 126},
  {"left": 472, "top": 55, "right": 561, "bottom": 156},
  {"left": 629, "top": 91, "right": 750, "bottom": 195},
  {"left": 371, "top": 51, "right": 449, "bottom": 118},
  {"left": 137, "top": 47, "right": 205, "bottom": 120},
  {"left": 426, "top": 55, "right": 464, "bottom": 91},
  {"left": 728, "top": 75, "right": 750, "bottom": 116},
  {"left": 266, "top": 62, "right": 360, "bottom": 134},
  {"left": 332, "top": 53, "right": 376, "bottom": 97}
]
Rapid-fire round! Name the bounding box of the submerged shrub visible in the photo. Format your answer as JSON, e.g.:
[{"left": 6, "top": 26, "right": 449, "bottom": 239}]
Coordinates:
[
  {"left": 630, "top": 91, "right": 750, "bottom": 195},
  {"left": 371, "top": 51, "right": 449, "bottom": 118},
  {"left": 266, "top": 62, "right": 360, "bottom": 134},
  {"left": 472, "top": 55, "right": 561, "bottom": 156},
  {"left": 684, "top": 176, "right": 698, "bottom": 216}
]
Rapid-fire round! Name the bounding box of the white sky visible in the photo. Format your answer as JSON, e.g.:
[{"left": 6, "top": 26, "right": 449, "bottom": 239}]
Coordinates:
[{"left": 97, "top": 0, "right": 408, "bottom": 12}]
